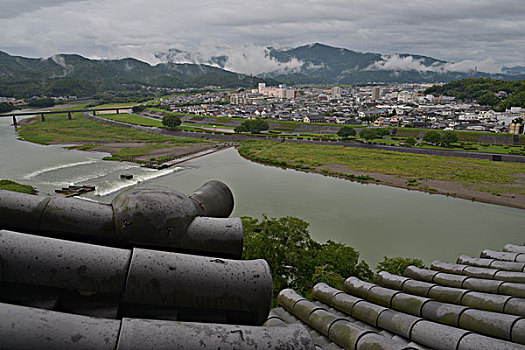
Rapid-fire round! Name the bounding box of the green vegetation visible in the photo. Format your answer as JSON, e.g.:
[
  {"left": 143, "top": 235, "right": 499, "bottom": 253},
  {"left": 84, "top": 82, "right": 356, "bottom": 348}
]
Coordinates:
[
  {"left": 98, "top": 113, "right": 163, "bottom": 127},
  {"left": 27, "top": 97, "right": 55, "bottom": 108},
  {"left": 440, "top": 132, "right": 459, "bottom": 147},
  {"left": 422, "top": 130, "right": 459, "bottom": 147},
  {"left": 17, "top": 112, "right": 206, "bottom": 145},
  {"left": 241, "top": 214, "right": 432, "bottom": 304},
  {"left": 337, "top": 125, "right": 357, "bottom": 139},
  {"left": 132, "top": 105, "right": 147, "bottom": 113},
  {"left": 425, "top": 78, "right": 525, "bottom": 110},
  {"left": 162, "top": 115, "right": 182, "bottom": 129},
  {"left": 375, "top": 256, "right": 426, "bottom": 275},
  {"left": 422, "top": 130, "right": 441, "bottom": 145},
  {"left": 242, "top": 215, "right": 372, "bottom": 303},
  {"left": 0, "top": 102, "right": 15, "bottom": 113},
  {"left": 405, "top": 137, "right": 417, "bottom": 146},
  {"left": 0, "top": 179, "right": 37, "bottom": 194},
  {"left": 234, "top": 119, "right": 270, "bottom": 134},
  {"left": 104, "top": 145, "right": 172, "bottom": 162},
  {"left": 238, "top": 140, "right": 525, "bottom": 196},
  {"left": 0, "top": 51, "right": 275, "bottom": 98},
  {"left": 358, "top": 128, "right": 390, "bottom": 141}
]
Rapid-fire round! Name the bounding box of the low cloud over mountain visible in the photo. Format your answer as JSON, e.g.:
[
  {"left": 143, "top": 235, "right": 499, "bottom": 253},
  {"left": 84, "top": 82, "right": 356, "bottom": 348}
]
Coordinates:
[{"left": 156, "top": 43, "right": 522, "bottom": 84}]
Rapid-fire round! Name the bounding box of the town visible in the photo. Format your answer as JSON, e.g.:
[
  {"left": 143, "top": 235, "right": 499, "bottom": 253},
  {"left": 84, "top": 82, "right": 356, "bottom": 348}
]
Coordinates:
[{"left": 151, "top": 83, "right": 525, "bottom": 134}]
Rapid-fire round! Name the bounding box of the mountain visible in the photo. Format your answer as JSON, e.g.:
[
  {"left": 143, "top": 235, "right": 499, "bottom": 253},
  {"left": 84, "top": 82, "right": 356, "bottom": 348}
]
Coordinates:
[
  {"left": 0, "top": 51, "right": 273, "bottom": 98},
  {"left": 264, "top": 43, "right": 517, "bottom": 84},
  {"left": 155, "top": 43, "right": 524, "bottom": 84},
  {"left": 502, "top": 66, "right": 525, "bottom": 76}
]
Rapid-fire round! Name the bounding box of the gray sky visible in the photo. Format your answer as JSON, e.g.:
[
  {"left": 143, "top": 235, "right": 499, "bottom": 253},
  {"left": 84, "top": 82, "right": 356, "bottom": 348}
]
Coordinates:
[{"left": 1, "top": 0, "right": 524, "bottom": 74}]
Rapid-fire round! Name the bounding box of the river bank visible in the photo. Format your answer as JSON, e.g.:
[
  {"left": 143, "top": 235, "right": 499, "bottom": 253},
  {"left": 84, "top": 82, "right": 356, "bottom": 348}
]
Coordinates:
[
  {"left": 3, "top": 112, "right": 525, "bottom": 266},
  {"left": 14, "top": 113, "right": 525, "bottom": 210},
  {"left": 237, "top": 140, "right": 525, "bottom": 210},
  {"left": 16, "top": 112, "right": 215, "bottom": 166}
]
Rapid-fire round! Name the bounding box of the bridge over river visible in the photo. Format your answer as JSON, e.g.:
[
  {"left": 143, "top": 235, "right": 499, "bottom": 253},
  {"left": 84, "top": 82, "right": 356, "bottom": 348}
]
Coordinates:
[{"left": 0, "top": 107, "right": 132, "bottom": 125}]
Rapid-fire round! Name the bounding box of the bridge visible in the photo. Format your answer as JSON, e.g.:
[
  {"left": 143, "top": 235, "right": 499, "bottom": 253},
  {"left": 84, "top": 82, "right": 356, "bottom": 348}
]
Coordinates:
[{"left": 0, "top": 107, "right": 133, "bottom": 125}]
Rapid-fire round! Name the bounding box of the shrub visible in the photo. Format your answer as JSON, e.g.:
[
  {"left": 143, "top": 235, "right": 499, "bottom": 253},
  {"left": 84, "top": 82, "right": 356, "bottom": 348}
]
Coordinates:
[
  {"left": 132, "top": 105, "right": 146, "bottom": 113},
  {"left": 337, "top": 126, "right": 357, "bottom": 139},
  {"left": 405, "top": 137, "right": 417, "bottom": 146},
  {"left": 375, "top": 256, "right": 426, "bottom": 276},
  {"left": 423, "top": 130, "right": 442, "bottom": 145},
  {"left": 162, "top": 115, "right": 182, "bottom": 129},
  {"left": 234, "top": 119, "right": 269, "bottom": 134}
]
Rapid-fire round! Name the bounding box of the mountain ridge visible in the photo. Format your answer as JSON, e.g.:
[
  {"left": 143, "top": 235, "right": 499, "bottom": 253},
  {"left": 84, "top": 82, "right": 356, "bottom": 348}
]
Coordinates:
[
  {"left": 155, "top": 43, "right": 524, "bottom": 84},
  {"left": 0, "top": 51, "right": 273, "bottom": 97}
]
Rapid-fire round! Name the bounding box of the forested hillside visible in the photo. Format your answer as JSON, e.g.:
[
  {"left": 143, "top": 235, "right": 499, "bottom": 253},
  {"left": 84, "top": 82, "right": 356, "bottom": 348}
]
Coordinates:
[
  {"left": 0, "top": 51, "right": 274, "bottom": 98},
  {"left": 425, "top": 78, "right": 525, "bottom": 110}
]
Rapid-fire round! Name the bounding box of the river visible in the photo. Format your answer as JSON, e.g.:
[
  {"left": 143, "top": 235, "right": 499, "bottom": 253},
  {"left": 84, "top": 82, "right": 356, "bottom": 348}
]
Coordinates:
[{"left": 1, "top": 115, "right": 524, "bottom": 267}]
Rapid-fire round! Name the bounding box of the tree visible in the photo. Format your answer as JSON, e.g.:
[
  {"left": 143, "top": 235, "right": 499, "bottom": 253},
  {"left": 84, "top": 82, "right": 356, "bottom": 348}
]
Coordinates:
[
  {"left": 234, "top": 119, "right": 269, "bottom": 134},
  {"left": 375, "top": 256, "right": 426, "bottom": 276},
  {"left": 0, "top": 102, "right": 14, "bottom": 113},
  {"left": 359, "top": 129, "right": 378, "bottom": 141},
  {"left": 405, "top": 137, "right": 417, "bottom": 146},
  {"left": 477, "top": 92, "right": 500, "bottom": 106},
  {"left": 27, "top": 97, "right": 55, "bottom": 108},
  {"left": 439, "top": 132, "right": 458, "bottom": 147},
  {"left": 359, "top": 128, "right": 389, "bottom": 141},
  {"left": 132, "top": 105, "right": 146, "bottom": 113},
  {"left": 162, "top": 115, "right": 181, "bottom": 129},
  {"left": 337, "top": 126, "right": 356, "bottom": 139},
  {"left": 422, "top": 130, "right": 441, "bottom": 145},
  {"left": 242, "top": 216, "right": 372, "bottom": 303},
  {"left": 376, "top": 128, "right": 390, "bottom": 137}
]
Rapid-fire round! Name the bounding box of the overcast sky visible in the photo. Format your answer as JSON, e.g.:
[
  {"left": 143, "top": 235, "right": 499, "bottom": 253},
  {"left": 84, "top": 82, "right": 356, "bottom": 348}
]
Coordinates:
[{"left": 1, "top": 0, "right": 524, "bottom": 74}]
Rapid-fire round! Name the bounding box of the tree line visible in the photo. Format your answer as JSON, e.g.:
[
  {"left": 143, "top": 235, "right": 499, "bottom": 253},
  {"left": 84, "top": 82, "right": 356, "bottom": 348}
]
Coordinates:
[{"left": 425, "top": 78, "right": 525, "bottom": 110}]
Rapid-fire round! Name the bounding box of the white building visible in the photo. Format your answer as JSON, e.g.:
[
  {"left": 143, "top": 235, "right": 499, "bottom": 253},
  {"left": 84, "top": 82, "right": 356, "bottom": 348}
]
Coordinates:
[
  {"left": 331, "top": 86, "right": 342, "bottom": 99},
  {"left": 258, "top": 83, "right": 295, "bottom": 99},
  {"left": 397, "top": 91, "right": 415, "bottom": 104}
]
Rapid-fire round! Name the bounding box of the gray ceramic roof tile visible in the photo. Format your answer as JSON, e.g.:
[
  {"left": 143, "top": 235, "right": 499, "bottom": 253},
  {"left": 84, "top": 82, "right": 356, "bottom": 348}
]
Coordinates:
[
  {"left": 3, "top": 182, "right": 525, "bottom": 349},
  {"left": 457, "top": 333, "right": 525, "bottom": 350},
  {"left": 505, "top": 245, "right": 525, "bottom": 254},
  {"left": 427, "top": 285, "right": 468, "bottom": 304},
  {"left": 404, "top": 266, "right": 439, "bottom": 282},
  {"left": 402, "top": 279, "right": 434, "bottom": 297},
  {"left": 458, "top": 308, "right": 520, "bottom": 341},
  {"left": 482, "top": 250, "right": 525, "bottom": 263},
  {"left": 420, "top": 300, "right": 467, "bottom": 326},
  {"left": 505, "top": 297, "right": 525, "bottom": 316},
  {"left": 0, "top": 182, "right": 243, "bottom": 259},
  {"left": 375, "top": 272, "right": 410, "bottom": 290}
]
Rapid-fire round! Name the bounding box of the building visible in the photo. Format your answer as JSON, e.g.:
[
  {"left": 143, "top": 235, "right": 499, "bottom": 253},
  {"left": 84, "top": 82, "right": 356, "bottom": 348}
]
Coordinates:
[
  {"left": 372, "top": 87, "right": 381, "bottom": 101},
  {"left": 303, "top": 113, "right": 325, "bottom": 123},
  {"left": 331, "top": 86, "right": 342, "bottom": 99},
  {"left": 230, "top": 93, "right": 250, "bottom": 105},
  {"left": 258, "top": 83, "right": 295, "bottom": 99}
]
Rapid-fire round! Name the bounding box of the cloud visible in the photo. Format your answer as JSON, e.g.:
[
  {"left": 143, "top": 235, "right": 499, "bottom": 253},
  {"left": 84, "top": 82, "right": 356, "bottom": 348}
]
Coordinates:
[
  {"left": 155, "top": 44, "right": 305, "bottom": 75},
  {"left": 367, "top": 54, "right": 504, "bottom": 74},
  {"left": 367, "top": 55, "right": 440, "bottom": 72},
  {"left": 442, "top": 59, "right": 503, "bottom": 74},
  {"left": 0, "top": 0, "right": 524, "bottom": 72}
]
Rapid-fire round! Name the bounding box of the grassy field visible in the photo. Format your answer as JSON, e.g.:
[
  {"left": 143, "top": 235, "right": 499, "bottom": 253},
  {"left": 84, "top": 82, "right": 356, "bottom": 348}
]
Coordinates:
[
  {"left": 0, "top": 180, "right": 37, "bottom": 194},
  {"left": 17, "top": 112, "right": 205, "bottom": 145},
  {"left": 238, "top": 140, "right": 525, "bottom": 196},
  {"left": 100, "top": 113, "right": 235, "bottom": 132},
  {"left": 93, "top": 103, "right": 136, "bottom": 109},
  {"left": 101, "top": 113, "right": 164, "bottom": 128}
]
